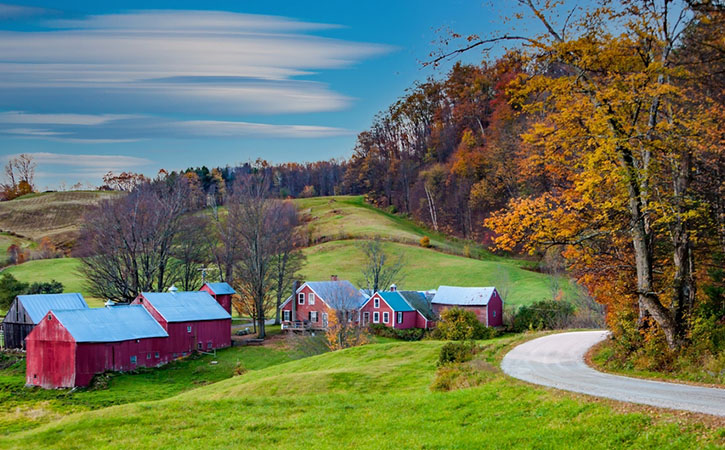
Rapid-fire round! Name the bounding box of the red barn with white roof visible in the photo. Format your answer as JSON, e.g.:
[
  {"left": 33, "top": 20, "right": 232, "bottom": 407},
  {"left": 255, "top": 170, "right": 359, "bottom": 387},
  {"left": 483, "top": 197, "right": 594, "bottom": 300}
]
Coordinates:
[{"left": 431, "top": 286, "right": 503, "bottom": 327}]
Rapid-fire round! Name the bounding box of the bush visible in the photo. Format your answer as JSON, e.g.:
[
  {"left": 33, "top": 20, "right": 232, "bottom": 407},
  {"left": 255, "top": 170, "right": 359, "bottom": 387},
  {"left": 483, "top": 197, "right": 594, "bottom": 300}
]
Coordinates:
[
  {"left": 463, "top": 244, "right": 471, "bottom": 258},
  {"left": 509, "top": 300, "right": 575, "bottom": 332},
  {"left": 419, "top": 236, "right": 431, "bottom": 248},
  {"left": 436, "top": 307, "right": 498, "bottom": 340},
  {"left": 438, "top": 341, "right": 477, "bottom": 366},
  {"left": 368, "top": 323, "right": 426, "bottom": 341}
]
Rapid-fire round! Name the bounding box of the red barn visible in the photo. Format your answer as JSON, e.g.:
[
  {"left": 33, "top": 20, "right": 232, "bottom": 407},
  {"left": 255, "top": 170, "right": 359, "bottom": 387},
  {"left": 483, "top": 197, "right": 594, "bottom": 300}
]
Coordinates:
[
  {"left": 359, "top": 290, "right": 429, "bottom": 329},
  {"left": 280, "top": 279, "right": 368, "bottom": 330},
  {"left": 133, "top": 290, "right": 231, "bottom": 355},
  {"left": 25, "top": 305, "right": 169, "bottom": 388},
  {"left": 200, "top": 282, "right": 236, "bottom": 314},
  {"left": 431, "top": 286, "right": 503, "bottom": 327}
]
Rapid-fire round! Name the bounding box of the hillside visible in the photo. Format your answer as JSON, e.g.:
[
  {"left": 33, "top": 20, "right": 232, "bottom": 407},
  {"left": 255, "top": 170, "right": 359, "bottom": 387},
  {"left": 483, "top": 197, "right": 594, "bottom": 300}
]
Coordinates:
[
  {"left": 0, "top": 191, "right": 120, "bottom": 249},
  {"left": 1, "top": 338, "right": 720, "bottom": 449},
  {"left": 2, "top": 195, "right": 556, "bottom": 308}
]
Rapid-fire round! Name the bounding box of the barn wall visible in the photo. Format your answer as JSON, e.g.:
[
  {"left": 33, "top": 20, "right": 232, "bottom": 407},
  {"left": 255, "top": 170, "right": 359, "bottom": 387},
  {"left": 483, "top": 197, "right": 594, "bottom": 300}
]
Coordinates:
[
  {"left": 132, "top": 296, "right": 169, "bottom": 331},
  {"left": 164, "top": 319, "right": 230, "bottom": 356},
  {"left": 487, "top": 291, "right": 503, "bottom": 327},
  {"left": 25, "top": 315, "right": 76, "bottom": 389},
  {"left": 392, "top": 310, "right": 419, "bottom": 329},
  {"left": 199, "top": 286, "right": 232, "bottom": 314},
  {"left": 2, "top": 299, "right": 35, "bottom": 349},
  {"left": 359, "top": 293, "right": 394, "bottom": 328},
  {"left": 281, "top": 285, "right": 333, "bottom": 328},
  {"left": 432, "top": 304, "right": 489, "bottom": 326}
]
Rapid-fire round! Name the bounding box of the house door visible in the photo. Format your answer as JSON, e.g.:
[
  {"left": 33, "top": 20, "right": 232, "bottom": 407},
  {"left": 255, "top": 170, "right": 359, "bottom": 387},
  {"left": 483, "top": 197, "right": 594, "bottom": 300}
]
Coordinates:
[
  {"left": 362, "top": 312, "right": 369, "bottom": 326},
  {"left": 322, "top": 313, "right": 328, "bottom": 328}
]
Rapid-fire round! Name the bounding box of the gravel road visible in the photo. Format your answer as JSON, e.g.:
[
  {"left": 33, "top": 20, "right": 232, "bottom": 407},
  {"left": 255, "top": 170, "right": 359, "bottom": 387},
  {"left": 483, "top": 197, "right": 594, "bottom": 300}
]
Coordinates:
[{"left": 501, "top": 330, "right": 725, "bottom": 417}]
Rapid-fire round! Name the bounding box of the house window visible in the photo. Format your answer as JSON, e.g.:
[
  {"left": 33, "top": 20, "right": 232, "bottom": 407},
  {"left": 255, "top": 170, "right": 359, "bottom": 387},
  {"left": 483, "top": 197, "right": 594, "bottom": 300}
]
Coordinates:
[
  {"left": 298, "top": 293, "right": 305, "bottom": 305},
  {"left": 309, "top": 293, "right": 315, "bottom": 305},
  {"left": 147, "top": 353, "right": 152, "bottom": 360},
  {"left": 397, "top": 312, "right": 403, "bottom": 324},
  {"left": 283, "top": 310, "right": 291, "bottom": 321},
  {"left": 309, "top": 311, "right": 318, "bottom": 323},
  {"left": 130, "top": 356, "right": 137, "bottom": 364},
  {"left": 363, "top": 312, "right": 370, "bottom": 324},
  {"left": 198, "top": 342, "right": 203, "bottom": 350},
  {"left": 373, "top": 312, "right": 380, "bottom": 323},
  {"left": 187, "top": 325, "right": 192, "bottom": 333},
  {"left": 155, "top": 352, "right": 160, "bottom": 358},
  {"left": 383, "top": 312, "right": 389, "bottom": 324},
  {"left": 374, "top": 297, "right": 380, "bottom": 308}
]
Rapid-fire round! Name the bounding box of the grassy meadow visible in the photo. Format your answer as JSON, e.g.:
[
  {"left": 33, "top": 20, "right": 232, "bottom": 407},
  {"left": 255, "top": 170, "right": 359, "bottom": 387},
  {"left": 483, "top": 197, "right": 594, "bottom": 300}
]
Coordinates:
[{"left": 1, "top": 336, "right": 721, "bottom": 449}]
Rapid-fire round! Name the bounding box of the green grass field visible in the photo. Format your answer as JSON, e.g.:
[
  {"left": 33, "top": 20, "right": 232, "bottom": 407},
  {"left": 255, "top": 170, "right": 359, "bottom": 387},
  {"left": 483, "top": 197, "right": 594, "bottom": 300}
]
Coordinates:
[{"left": 1, "top": 336, "right": 721, "bottom": 449}]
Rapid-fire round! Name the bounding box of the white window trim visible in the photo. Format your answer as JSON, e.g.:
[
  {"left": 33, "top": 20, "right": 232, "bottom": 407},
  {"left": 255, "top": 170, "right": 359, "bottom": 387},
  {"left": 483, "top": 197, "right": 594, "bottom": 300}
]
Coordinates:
[
  {"left": 383, "top": 312, "right": 389, "bottom": 324},
  {"left": 309, "top": 293, "right": 315, "bottom": 305},
  {"left": 283, "top": 310, "right": 291, "bottom": 321},
  {"left": 373, "top": 312, "right": 380, "bottom": 323},
  {"left": 310, "top": 311, "right": 318, "bottom": 323},
  {"left": 298, "top": 293, "right": 305, "bottom": 305},
  {"left": 397, "top": 311, "right": 403, "bottom": 324},
  {"left": 374, "top": 297, "right": 380, "bottom": 308}
]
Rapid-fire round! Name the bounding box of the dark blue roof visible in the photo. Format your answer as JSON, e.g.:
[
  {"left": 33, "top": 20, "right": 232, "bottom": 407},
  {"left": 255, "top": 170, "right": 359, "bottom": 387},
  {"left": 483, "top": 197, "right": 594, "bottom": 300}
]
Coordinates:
[
  {"left": 51, "top": 305, "right": 168, "bottom": 343},
  {"left": 17, "top": 293, "right": 89, "bottom": 324},
  {"left": 140, "top": 291, "right": 231, "bottom": 322},
  {"left": 204, "top": 282, "right": 236, "bottom": 295},
  {"left": 399, "top": 291, "right": 436, "bottom": 320},
  {"left": 306, "top": 281, "right": 369, "bottom": 309},
  {"left": 377, "top": 291, "right": 415, "bottom": 312}
]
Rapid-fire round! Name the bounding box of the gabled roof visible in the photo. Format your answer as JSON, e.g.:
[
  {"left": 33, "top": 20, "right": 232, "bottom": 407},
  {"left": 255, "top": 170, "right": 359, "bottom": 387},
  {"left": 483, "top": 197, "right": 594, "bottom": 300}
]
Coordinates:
[
  {"left": 280, "top": 280, "right": 369, "bottom": 310},
  {"left": 140, "top": 291, "right": 231, "bottom": 322},
  {"left": 374, "top": 291, "right": 415, "bottom": 312},
  {"left": 203, "top": 282, "right": 236, "bottom": 295},
  {"left": 431, "top": 286, "right": 497, "bottom": 306},
  {"left": 17, "top": 293, "right": 89, "bottom": 324},
  {"left": 51, "top": 305, "right": 168, "bottom": 343},
  {"left": 399, "top": 291, "right": 436, "bottom": 320}
]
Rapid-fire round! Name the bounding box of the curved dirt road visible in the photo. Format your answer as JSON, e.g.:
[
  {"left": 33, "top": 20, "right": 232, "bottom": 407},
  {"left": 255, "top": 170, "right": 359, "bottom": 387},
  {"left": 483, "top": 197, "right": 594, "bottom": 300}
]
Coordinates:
[{"left": 501, "top": 331, "right": 725, "bottom": 417}]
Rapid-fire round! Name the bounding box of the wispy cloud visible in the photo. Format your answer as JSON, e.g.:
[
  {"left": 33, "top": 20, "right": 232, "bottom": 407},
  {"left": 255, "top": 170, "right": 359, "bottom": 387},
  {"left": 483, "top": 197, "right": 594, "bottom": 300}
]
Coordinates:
[
  {"left": 0, "top": 3, "right": 49, "bottom": 20},
  {"left": 0, "top": 9, "right": 390, "bottom": 115},
  {"left": 0, "top": 112, "right": 352, "bottom": 142}
]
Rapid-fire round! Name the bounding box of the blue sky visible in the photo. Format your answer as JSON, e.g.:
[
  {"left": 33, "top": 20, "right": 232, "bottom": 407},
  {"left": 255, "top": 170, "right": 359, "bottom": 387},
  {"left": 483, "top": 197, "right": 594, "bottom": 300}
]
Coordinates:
[{"left": 0, "top": 1, "right": 515, "bottom": 189}]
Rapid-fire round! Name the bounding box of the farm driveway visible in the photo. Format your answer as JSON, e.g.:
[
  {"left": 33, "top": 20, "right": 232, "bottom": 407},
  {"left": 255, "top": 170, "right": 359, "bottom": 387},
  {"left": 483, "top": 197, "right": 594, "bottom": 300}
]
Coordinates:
[{"left": 501, "top": 331, "right": 725, "bottom": 417}]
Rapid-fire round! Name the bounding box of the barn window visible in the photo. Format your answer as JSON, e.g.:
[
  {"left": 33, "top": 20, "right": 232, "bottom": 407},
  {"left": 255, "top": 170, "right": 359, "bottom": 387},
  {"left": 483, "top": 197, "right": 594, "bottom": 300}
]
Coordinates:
[
  {"left": 374, "top": 297, "right": 380, "bottom": 308},
  {"left": 373, "top": 312, "right": 379, "bottom": 323},
  {"left": 155, "top": 352, "right": 160, "bottom": 358},
  {"left": 47, "top": 314, "right": 52, "bottom": 321},
  {"left": 298, "top": 293, "right": 305, "bottom": 305},
  {"left": 383, "top": 312, "right": 389, "bottom": 324},
  {"left": 198, "top": 342, "right": 203, "bottom": 350},
  {"left": 207, "top": 342, "right": 213, "bottom": 349},
  {"left": 283, "top": 310, "right": 291, "bottom": 321},
  {"left": 492, "top": 310, "right": 496, "bottom": 317},
  {"left": 397, "top": 312, "right": 403, "bottom": 324},
  {"left": 309, "top": 294, "right": 315, "bottom": 305},
  {"left": 309, "top": 311, "right": 318, "bottom": 323},
  {"left": 130, "top": 356, "right": 137, "bottom": 364},
  {"left": 147, "top": 353, "right": 151, "bottom": 360},
  {"left": 173, "top": 353, "right": 177, "bottom": 358},
  {"left": 187, "top": 325, "right": 192, "bottom": 333}
]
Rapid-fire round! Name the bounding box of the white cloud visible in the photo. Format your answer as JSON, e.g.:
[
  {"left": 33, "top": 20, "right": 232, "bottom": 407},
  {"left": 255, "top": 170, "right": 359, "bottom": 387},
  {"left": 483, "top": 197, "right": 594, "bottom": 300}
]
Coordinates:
[
  {"left": 0, "top": 3, "right": 49, "bottom": 20},
  {"left": 0, "top": 9, "right": 390, "bottom": 115},
  {"left": 16, "top": 152, "right": 151, "bottom": 168},
  {"left": 0, "top": 111, "right": 137, "bottom": 125}
]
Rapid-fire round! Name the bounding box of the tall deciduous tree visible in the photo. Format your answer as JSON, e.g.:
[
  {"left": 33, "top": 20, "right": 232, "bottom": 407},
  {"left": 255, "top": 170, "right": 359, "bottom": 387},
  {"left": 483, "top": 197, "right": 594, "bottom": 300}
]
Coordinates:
[
  {"left": 359, "top": 237, "right": 405, "bottom": 294},
  {"left": 270, "top": 201, "right": 306, "bottom": 325}
]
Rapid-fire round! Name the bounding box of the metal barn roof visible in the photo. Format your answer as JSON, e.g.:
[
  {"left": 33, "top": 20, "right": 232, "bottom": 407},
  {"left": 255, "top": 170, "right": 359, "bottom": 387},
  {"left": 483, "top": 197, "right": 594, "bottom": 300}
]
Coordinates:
[
  {"left": 306, "top": 280, "right": 369, "bottom": 309},
  {"left": 140, "top": 291, "right": 231, "bottom": 322},
  {"left": 377, "top": 292, "right": 415, "bottom": 312},
  {"left": 17, "top": 293, "right": 89, "bottom": 324},
  {"left": 431, "top": 286, "right": 497, "bottom": 306},
  {"left": 399, "top": 291, "right": 436, "bottom": 320},
  {"left": 51, "top": 305, "right": 168, "bottom": 343},
  {"left": 203, "top": 282, "right": 236, "bottom": 295}
]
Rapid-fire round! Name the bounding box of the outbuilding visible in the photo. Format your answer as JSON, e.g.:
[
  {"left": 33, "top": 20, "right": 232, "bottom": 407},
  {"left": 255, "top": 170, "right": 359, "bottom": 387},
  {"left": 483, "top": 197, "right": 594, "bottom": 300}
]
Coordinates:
[
  {"left": 25, "top": 305, "right": 169, "bottom": 388},
  {"left": 359, "top": 290, "right": 427, "bottom": 329},
  {"left": 431, "top": 286, "right": 503, "bottom": 327},
  {"left": 200, "top": 282, "right": 236, "bottom": 314},
  {"left": 2, "top": 293, "right": 89, "bottom": 350},
  {"left": 133, "top": 290, "right": 231, "bottom": 355}
]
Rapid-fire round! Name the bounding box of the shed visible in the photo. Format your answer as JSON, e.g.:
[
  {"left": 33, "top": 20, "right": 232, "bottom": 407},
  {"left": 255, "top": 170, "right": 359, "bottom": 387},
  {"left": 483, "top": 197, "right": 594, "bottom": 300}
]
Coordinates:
[
  {"left": 399, "top": 291, "right": 436, "bottom": 328},
  {"left": 200, "top": 282, "right": 236, "bottom": 314},
  {"left": 133, "top": 291, "right": 232, "bottom": 354},
  {"left": 25, "top": 305, "right": 169, "bottom": 388},
  {"left": 431, "top": 286, "right": 503, "bottom": 327},
  {"left": 2, "top": 293, "right": 88, "bottom": 350},
  {"left": 360, "top": 290, "right": 430, "bottom": 329}
]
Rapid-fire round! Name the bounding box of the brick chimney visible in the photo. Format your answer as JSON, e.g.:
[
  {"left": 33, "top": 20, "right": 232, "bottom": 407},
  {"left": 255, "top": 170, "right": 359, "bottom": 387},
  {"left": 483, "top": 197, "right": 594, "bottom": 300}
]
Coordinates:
[{"left": 330, "top": 274, "right": 338, "bottom": 281}]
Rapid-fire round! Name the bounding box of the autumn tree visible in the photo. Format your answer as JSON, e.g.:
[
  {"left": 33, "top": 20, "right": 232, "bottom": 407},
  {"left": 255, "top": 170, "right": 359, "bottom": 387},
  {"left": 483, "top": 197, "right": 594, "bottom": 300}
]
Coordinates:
[{"left": 270, "top": 201, "right": 306, "bottom": 325}]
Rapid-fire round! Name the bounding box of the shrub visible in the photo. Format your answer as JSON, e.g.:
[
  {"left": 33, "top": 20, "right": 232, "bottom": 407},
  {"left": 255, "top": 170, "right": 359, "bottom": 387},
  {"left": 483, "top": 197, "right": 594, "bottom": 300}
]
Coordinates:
[
  {"left": 233, "top": 361, "right": 248, "bottom": 376},
  {"left": 437, "top": 308, "right": 479, "bottom": 340},
  {"left": 509, "top": 300, "right": 575, "bottom": 332},
  {"left": 463, "top": 244, "right": 471, "bottom": 258},
  {"left": 419, "top": 236, "right": 431, "bottom": 248},
  {"left": 368, "top": 323, "right": 426, "bottom": 341},
  {"left": 438, "top": 341, "right": 477, "bottom": 366}
]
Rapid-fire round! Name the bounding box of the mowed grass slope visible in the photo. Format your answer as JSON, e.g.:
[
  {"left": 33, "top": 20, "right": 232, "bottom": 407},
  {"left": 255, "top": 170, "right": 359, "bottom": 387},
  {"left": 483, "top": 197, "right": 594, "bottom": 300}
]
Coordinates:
[
  {"left": 1, "top": 339, "right": 721, "bottom": 449},
  {"left": 0, "top": 191, "right": 121, "bottom": 247}
]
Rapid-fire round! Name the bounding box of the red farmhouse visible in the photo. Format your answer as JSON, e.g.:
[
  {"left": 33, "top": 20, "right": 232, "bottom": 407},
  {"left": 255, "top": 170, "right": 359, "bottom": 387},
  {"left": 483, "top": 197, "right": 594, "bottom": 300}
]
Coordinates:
[
  {"left": 200, "top": 282, "right": 236, "bottom": 314},
  {"left": 360, "top": 289, "right": 432, "bottom": 329},
  {"left": 280, "top": 279, "right": 368, "bottom": 330},
  {"left": 26, "top": 305, "right": 168, "bottom": 388},
  {"left": 133, "top": 290, "right": 231, "bottom": 355},
  {"left": 431, "top": 286, "right": 503, "bottom": 327}
]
